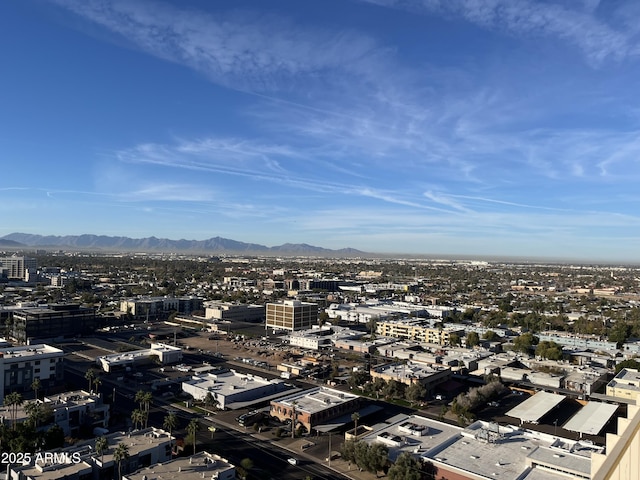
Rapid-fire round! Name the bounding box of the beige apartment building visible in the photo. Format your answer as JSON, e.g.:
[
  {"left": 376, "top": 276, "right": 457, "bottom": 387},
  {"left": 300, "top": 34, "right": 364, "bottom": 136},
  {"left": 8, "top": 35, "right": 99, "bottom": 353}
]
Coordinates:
[{"left": 376, "top": 319, "right": 464, "bottom": 346}]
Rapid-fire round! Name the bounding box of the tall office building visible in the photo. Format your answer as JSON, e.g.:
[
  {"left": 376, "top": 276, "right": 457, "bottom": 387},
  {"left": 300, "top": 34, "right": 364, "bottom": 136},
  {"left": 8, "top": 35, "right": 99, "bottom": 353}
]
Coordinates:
[
  {"left": 0, "top": 255, "right": 37, "bottom": 280},
  {"left": 266, "top": 300, "right": 318, "bottom": 332}
]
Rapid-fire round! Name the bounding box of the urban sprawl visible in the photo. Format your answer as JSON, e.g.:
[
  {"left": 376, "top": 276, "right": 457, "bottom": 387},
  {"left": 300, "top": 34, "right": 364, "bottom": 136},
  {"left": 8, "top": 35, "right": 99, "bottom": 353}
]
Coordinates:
[{"left": 1, "top": 252, "right": 640, "bottom": 480}]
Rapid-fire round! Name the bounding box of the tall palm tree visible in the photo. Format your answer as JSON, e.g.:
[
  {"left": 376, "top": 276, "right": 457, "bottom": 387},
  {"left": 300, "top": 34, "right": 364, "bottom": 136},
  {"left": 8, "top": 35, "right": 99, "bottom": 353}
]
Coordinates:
[
  {"left": 162, "top": 412, "right": 178, "bottom": 442},
  {"left": 92, "top": 376, "right": 102, "bottom": 395},
  {"left": 24, "top": 401, "right": 49, "bottom": 428},
  {"left": 113, "top": 442, "right": 129, "bottom": 480},
  {"left": 134, "top": 390, "right": 153, "bottom": 428},
  {"left": 31, "top": 377, "right": 41, "bottom": 400},
  {"left": 5, "top": 392, "right": 23, "bottom": 430},
  {"left": 131, "top": 409, "right": 145, "bottom": 430},
  {"left": 85, "top": 369, "right": 97, "bottom": 393},
  {"left": 351, "top": 412, "right": 361, "bottom": 439},
  {"left": 95, "top": 436, "right": 109, "bottom": 465},
  {"left": 186, "top": 418, "right": 200, "bottom": 455}
]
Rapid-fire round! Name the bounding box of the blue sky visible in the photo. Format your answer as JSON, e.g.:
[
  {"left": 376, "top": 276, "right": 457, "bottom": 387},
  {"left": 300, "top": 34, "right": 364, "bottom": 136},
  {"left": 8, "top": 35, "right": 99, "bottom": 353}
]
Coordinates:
[{"left": 2, "top": 0, "right": 640, "bottom": 261}]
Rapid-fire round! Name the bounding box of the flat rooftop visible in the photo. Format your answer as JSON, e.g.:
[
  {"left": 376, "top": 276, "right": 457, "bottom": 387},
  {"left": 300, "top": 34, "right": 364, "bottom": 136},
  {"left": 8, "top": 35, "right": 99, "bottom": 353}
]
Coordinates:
[
  {"left": 372, "top": 362, "right": 449, "bottom": 381},
  {"left": 0, "top": 344, "right": 63, "bottom": 358},
  {"left": 272, "top": 387, "right": 359, "bottom": 414},
  {"left": 124, "top": 452, "right": 234, "bottom": 480},
  {"left": 425, "top": 421, "right": 599, "bottom": 480},
  {"left": 563, "top": 402, "right": 618, "bottom": 436},
  {"left": 361, "top": 414, "right": 461, "bottom": 461},
  {"left": 185, "top": 369, "right": 280, "bottom": 394}
]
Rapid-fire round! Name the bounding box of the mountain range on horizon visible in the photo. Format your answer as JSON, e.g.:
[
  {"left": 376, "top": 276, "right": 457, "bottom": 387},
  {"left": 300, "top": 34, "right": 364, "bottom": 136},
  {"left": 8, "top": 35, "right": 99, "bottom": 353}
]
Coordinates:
[{"left": 0, "top": 232, "right": 365, "bottom": 256}]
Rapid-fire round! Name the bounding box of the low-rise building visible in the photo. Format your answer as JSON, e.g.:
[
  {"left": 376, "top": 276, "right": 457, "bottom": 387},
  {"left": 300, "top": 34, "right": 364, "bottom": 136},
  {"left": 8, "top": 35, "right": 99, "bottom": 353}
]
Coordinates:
[
  {"left": 182, "top": 369, "right": 288, "bottom": 409},
  {"left": 8, "top": 304, "right": 97, "bottom": 343},
  {"left": 204, "top": 301, "right": 264, "bottom": 322},
  {"left": 120, "top": 296, "right": 203, "bottom": 320},
  {"left": 9, "top": 428, "right": 173, "bottom": 480},
  {"left": 606, "top": 368, "right": 640, "bottom": 402},
  {"left": 376, "top": 318, "right": 464, "bottom": 345},
  {"left": 123, "top": 452, "right": 236, "bottom": 480},
  {"left": 270, "top": 386, "right": 360, "bottom": 433},
  {"left": 370, "top": 362, "right": 451, "bottom": 393},
  {"left": 0, "top": 344, "right": 64, "bottom": 404},
  {"left": 96, "top": 343, "right": 181, "bottom": 373}
]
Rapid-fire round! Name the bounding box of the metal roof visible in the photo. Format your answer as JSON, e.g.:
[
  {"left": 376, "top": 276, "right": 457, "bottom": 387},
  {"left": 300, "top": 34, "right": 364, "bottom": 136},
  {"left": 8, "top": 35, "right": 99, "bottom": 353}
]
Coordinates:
[
  {"left": 562, "top": 402, "right": 618, "bottom": 436},
  {"left": 506, "top": 391, "right": 565, "bottom": 424}
]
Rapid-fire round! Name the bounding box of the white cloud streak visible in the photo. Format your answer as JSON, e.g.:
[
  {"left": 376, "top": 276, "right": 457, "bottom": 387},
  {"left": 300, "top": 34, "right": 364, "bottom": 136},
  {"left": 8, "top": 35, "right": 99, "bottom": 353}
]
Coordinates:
[{"left": 358, "top": 0, "right": 639, "bottom": 65}]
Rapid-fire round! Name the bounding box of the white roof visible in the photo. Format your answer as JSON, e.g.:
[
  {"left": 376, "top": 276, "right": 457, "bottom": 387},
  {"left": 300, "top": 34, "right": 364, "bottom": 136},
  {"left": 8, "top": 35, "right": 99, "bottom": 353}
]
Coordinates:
[
  {"left": 563, "top": 402, "right": 618, "bottom": 435},
  {"left": 506, "top": 391, "right": 565, "bottom": 423}
]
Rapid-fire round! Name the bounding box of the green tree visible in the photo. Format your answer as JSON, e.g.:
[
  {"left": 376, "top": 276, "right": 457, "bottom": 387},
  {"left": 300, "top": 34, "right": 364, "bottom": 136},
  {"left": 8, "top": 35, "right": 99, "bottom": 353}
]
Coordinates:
[
  {"left": 85, "top": 369, "right": 97, "bottom": 392},
  {"left": 483, "top": 330, "right": 499, "bottom": 342},
  {"left": 536, "top": 341, "right": 563, "bottom": 360},
  {"left": 162, "top": 412, "right": 178, "bottom": 440},
  {"left": 239, "top": 458, "right": 254, "bottom": 472},
  {"left": 513, "top": 332, "right": 539, "bottom": 354},
  {"left": 615, "top": 359, "right": 640, "bottom": 374},
  {"left": 348, "top": 370, "right": 370, "bottom": 390},
  {"left": 187, "top": 418, "right": 200, "bottom": 455},
  {"left": 204, "top": 392, "right": 216, "bottom": 408},
  {"left": 95, "top": 435, "right": 109, "bottom": 465},
  {"left": 134, "top": 390, "right": 152, "bottom": 428},
  {"left": 131, "top": 409, "right": 145, "bottom": 430},
  {"left": 24, "top": 401, "right": 52, "bottom": 428},
  {"left": 30, "top": 377, "right": 41, "bottom": 400},
  {"left": 351, "top": 412, "right": 360, "bottom": 437},
  {"left": 366, "top": 442, "right": 389, "bottom": 475},
  {"left": 388, "top": 452, "right": 422, "bottom": 480},
  {"left": 448, "top": 333, "right": 461, "bottom": 347},
  {"left": 44, "top": 424, "right": 65, "bottom": 449},
  {"left": 466, "top": 331, "right": 480, "bottom": 348},
  {"left": 5, "top": 392, "right": 24, "bottom": 430},
  {"left": 113, "top": 442, "right": 130, "bottom": 480},
  {"left": 406, "top": 382, "right": 427, "bottom": 404}
]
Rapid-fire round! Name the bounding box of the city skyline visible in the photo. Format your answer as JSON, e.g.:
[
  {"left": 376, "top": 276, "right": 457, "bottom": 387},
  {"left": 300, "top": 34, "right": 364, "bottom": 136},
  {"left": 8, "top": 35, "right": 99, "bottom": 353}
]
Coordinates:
[{"left": 3, "top": 1, "right": 640, "bottom": 262}]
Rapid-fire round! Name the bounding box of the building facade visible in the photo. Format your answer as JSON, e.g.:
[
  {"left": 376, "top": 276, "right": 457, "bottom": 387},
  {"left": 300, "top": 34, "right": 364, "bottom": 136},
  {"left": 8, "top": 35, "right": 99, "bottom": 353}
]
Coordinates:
[
  {"left": 0, "top": 344, "right": 64, "bottom": 404},
  {"left": 8, "top": 304, "right": 98, "bottom": 344},
  {"left": 204, "top": 302, "right": 264, "bottom": 322},
  {"left": 120, "top": 296, "right": 203, "bottom": 320},
  {"left": 266, "top": 300, "right": 318, "bottom": 332},
  {"left": 270, "top": 386, "right": 360, "bottom": 433},
  {"left": 0, "top": 255, "right": 37, "bottom": 281}
]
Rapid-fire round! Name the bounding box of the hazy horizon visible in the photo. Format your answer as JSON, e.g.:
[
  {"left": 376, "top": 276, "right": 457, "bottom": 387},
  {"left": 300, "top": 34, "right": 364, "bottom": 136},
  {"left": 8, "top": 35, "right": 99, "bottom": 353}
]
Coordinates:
[{"left": 3, "top": 1, "right": 640, "bottom": 262}]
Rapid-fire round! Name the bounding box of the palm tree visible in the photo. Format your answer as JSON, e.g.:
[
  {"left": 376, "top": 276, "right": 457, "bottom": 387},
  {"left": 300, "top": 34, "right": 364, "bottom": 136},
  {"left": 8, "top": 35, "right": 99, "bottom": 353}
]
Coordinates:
[
  {"left": 92, "top": 376, "right": 102, "bottom": 395},
  {"left": 131, "top": 409, "right": 145, "bottom": 430},
  {"left": 85, "top": 369, "right": 97, "bottom": 393},
  {"left": 186, "top": 418, "right": 200, "bottom": 455},
  {"left": 5, "top": 392, "right": 23, "bottom": 430},
  {"left": 134, "top": 390, "right": 153, "bottom": 428},
  {"left": 351, "top": 412, "right": 360, "bottom": 439},
  {"left": 113, "top": 442, "right": 129, "bottom": 480},
  {"left": 31, "top": 377, "right": 41, "bottom": 400},
  {"left": 162, "top": 412, "right": 178, "bottom": 441},
  {"left": 95, "top": 436, "right": 109, "bottom": 465},
  {"left": 24, "top": 401, "right": 50, "bottom": 428}
]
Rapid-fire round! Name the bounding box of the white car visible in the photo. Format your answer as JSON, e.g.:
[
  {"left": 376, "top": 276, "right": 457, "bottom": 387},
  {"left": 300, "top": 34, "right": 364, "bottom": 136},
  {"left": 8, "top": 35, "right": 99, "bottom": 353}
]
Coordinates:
[{"left": 287, "top": 458, "right": 298, "bottom": 466}]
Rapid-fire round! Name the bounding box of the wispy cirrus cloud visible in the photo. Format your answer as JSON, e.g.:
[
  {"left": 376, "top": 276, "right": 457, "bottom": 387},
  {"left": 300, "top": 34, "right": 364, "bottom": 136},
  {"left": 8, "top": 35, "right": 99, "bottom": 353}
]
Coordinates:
[
  {"left": 52, "top": 0, "right": 380, "bottom": 93},
  {"left": 357, "top": 0, "right": 639, "bottom": 65}
]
